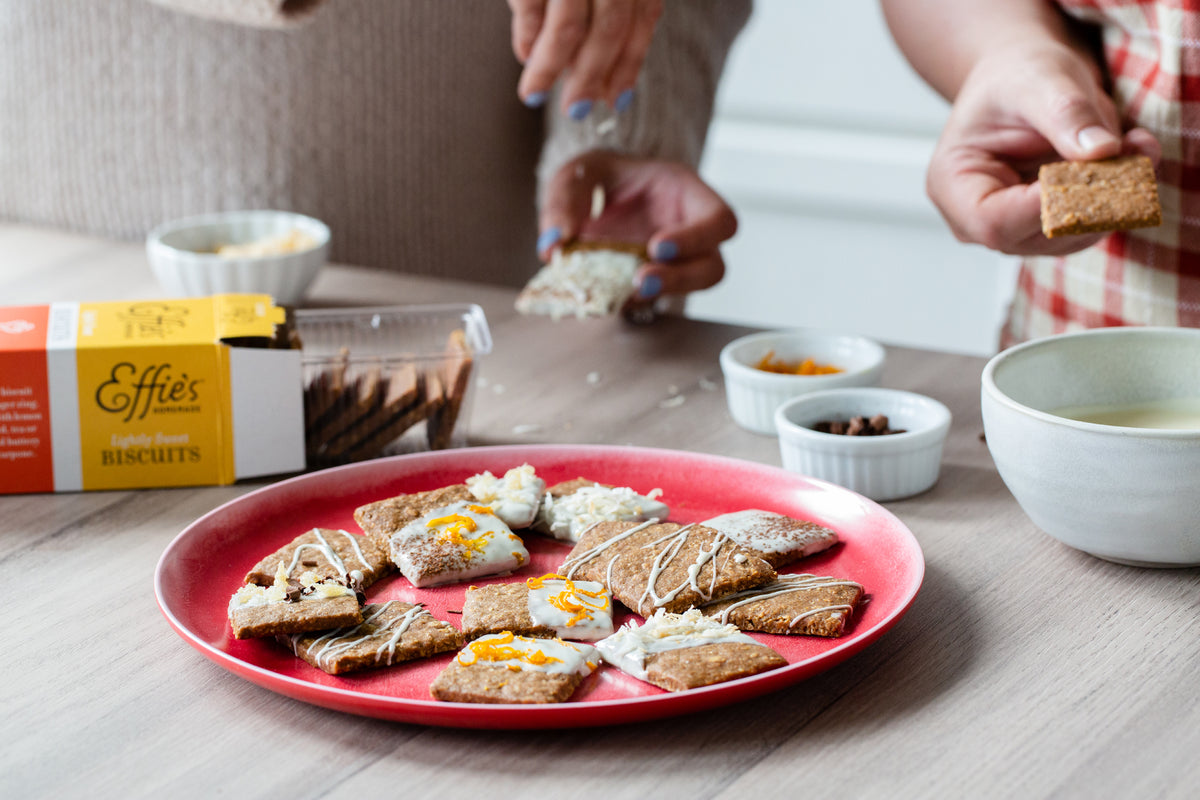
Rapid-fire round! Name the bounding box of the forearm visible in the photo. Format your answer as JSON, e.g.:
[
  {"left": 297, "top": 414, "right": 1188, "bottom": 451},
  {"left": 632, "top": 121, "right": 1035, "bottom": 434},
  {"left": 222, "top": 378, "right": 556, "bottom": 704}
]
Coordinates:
[{"left": 880, "top": 0, "right": 1098, "bottom": 100}]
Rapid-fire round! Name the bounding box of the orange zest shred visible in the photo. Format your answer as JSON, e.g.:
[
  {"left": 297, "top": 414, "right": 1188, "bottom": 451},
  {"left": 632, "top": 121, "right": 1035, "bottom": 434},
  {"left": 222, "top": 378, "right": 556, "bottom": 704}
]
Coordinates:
[
  {"left": 458, "top": 631, "right": 563, "bottom": 669},
  {"left": 526, "top": 573, "right": 610, "bottom": 627},
  {"left": 467, "top": 504, "right": 495, "bottom": 516},
  {"left": 754, "top": 350, "right": 842, "bottom": 375},
  {"left": 427, "top": 513, "right": 490, "bottom": 560}
]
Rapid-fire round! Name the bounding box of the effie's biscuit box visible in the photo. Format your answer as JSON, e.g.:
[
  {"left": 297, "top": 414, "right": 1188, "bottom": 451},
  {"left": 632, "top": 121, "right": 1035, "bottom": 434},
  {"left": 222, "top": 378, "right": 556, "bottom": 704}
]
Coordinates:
[{"left": 0, "top": 294, "right": 304, "bottom": 493}]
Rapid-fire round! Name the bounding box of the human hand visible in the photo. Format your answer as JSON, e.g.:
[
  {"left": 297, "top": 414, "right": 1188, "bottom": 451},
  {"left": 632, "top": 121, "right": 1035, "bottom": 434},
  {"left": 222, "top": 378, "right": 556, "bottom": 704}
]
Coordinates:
[
  {"left": 508, "top": 0, "right": 663, "bottom": 119},
  {"left": 538, "top": 151, "right": 738, "bottom": 316},
  {"left": 927, "top": 40, "right": 1161, "bottom": 256}
]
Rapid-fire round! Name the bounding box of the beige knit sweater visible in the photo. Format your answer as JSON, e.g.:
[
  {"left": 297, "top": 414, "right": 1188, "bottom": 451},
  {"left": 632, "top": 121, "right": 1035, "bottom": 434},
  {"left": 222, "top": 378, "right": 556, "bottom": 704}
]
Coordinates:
[{"left": 0, "top": 0, "right": 749, "bottom": 286}]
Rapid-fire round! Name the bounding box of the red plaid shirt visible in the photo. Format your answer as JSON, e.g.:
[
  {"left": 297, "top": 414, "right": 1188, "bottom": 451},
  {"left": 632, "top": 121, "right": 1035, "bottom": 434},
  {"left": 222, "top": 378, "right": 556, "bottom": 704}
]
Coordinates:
[{"left": 1003, "top": 0, "right": 1200, "bottom": 346}]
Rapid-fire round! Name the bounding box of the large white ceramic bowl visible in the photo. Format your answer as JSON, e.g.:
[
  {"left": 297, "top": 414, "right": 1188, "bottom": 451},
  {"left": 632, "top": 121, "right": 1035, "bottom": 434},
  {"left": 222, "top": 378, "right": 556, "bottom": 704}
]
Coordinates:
[
  {"left": 147, "top": 210, "right": 330, "bottom": 305},
  {"left": 981, "top": 326, "right": 1200, "bottom": 567},
  {"left": 774, "top": 387, "right": 951, "bottom": 501},
  {"left": 720, "top": 329, "right": 886, "bottom": 435}
]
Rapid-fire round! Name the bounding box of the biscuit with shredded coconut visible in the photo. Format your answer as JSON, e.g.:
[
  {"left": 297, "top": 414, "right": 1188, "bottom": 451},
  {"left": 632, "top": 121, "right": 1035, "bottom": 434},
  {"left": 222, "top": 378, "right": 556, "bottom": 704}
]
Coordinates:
[
  {"left": 466, "top": 463, "right": 546, "bottom": 529},
  {"left": 535, "top": 477, "right": 669, "bottom": 543},
  {"left": 228, "top": 562, "right": 362, "bottom": 639}
]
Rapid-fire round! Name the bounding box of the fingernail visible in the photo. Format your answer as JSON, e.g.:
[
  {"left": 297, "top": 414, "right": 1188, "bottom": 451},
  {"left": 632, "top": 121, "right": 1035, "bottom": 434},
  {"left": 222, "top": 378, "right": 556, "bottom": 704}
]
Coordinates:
[
  {"left": 651, "top": 240, "right": 678, "bottom": 261},
  {"left": 1078, "top": 125, "right": 1119, "bottom": 154},
  {"left": 615, "top": 88, "right": 635, "bottom": 113},
  {"left": 523, "top": 91, "right": 548, "bottom": 108},
  {"left": 637, "top": 274, "right": 662, "bottom": 299},
  {"left": 568, "top": 99, "right": 594, "bottom": 121},
  {"left": 537, "top": 226, "right": 562, "bottom": 253}
]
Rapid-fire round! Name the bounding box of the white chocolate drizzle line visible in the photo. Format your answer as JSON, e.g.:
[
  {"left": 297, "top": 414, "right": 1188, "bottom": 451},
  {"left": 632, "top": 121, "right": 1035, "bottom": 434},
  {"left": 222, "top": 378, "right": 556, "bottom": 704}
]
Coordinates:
[
  {"left": 637, "top": 524, "right": 730, "bottom": 610},
  {"left": 285, "top": 528, "right": 370, "bottom": 582},
  {"left": 288, "top": 601, "right": 431, "bottom": 670},
  {"left": 560, "top": 518, "right": 661, "bottom": 579},
  {"left": 710, "top": 574, "right": 863, "bottom": 630}
]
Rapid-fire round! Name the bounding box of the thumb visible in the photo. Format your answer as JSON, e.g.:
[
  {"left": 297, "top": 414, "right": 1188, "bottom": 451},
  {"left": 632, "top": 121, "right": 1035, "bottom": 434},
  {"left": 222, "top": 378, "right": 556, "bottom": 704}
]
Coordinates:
[{"left": 1017, "top": 68, "right": 1122, "bottom": 160}]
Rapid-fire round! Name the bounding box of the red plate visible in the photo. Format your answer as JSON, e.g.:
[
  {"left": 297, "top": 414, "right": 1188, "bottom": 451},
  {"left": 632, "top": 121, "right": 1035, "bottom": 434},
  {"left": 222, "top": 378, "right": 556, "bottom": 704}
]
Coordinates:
[{"left": 155, "top": 444, "right": 923, "bottom": 729}]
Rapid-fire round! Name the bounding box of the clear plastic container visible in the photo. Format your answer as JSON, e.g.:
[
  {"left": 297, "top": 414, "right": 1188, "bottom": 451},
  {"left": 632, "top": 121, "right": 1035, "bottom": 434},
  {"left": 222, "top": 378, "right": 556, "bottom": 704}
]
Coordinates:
[{"left": 293, "top": 304, "right": 492, "bottom": 467}]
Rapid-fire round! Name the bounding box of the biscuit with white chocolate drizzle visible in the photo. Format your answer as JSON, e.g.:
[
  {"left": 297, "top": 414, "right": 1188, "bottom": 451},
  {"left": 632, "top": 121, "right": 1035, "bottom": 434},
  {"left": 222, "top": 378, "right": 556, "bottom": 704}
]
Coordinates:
[
  {"left": 560, "top": 520, "right": 776, "bottom": 616},
  {"left": 700, "top": 573, "right": 865, "bottom": 637},
  {"left": 701, "top": 509, "right": 839, "bottom": 569},
  {"left": 228, "top": 562, "right": 362, "bottom": 639},
  {"left": 243, "top": 527, "right": 392, "bottom": 589},
  {"left": 284, "top": 601, "right": 464, "bottom": 674}
]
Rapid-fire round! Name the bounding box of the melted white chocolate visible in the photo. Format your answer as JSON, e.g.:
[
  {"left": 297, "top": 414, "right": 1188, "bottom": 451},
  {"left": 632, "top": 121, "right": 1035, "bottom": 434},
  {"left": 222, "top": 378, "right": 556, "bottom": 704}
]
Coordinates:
[
  {"left": 454, "top": 633, "right": 600, "bottom": 676},
  {"left": 594, "top": 608, "right": 761, "bottom": 681}
]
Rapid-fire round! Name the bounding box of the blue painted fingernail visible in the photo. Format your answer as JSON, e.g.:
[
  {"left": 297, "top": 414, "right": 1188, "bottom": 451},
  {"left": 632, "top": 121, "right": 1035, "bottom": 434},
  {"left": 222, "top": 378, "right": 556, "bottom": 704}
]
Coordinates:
[
  {"left": 523, "top": 91, "right": 548, "bottom": 108},
  {"left": 537, "top": 226, "right": 562, "bottom": 252},
  {"left": 615, "top": 89, "right": 635, "bottom": 113},
  {"left": 637, "top": 274, "right": 663, "bottom": 299},
  {"left": 568, "top": 99, "right": 594, "bottom": 120},
  {"left": 651, "top": 240, "right": 679, "bottom": 261}
]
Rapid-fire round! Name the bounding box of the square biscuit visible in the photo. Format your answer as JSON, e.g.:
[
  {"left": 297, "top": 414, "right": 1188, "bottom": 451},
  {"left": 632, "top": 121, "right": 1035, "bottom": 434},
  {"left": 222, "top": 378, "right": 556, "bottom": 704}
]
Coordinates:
[
  {"left": 429, "top": 634, "right": 600, "bottom": 704},
  {"left": 354, "top": 484, "right": 474, "bottom": 551},
  {"left": 243, "top": 528, "right": 393, "bottom": 589},
  {"left": 644, "top": 642, "right": 787, "bottom": 691},
  {"left": 594, "top": 608, "right": 787, "bottom": 691},
  {"left": 700, "top": 573, "right": 865, "bottom": 637},
  {"left": 560, "top": 520, "right": 776, "bottom": 616},
  {"left": 514, "top": 243, "right": 646, "bottom": 320},
  {"left": 461, "top": 576, "right": 613, "bottom": 641},
  {"left": 283, "top": 601, "right": 464, "bottom": 675},
  {"left": 1040, "top": 154, "right": 1161, "bottom": 238},
  {"left": 229, "top": 591, "right": 361, "bottom": 640},
  {"left": 388, "top": 501, "right": 529, "bottom": 587},
  {"left": 701, "top": 510, "right": 838, "bottom": 569},
  {"left": 535, "top": 478, "right": 669, "bottom": 543}
]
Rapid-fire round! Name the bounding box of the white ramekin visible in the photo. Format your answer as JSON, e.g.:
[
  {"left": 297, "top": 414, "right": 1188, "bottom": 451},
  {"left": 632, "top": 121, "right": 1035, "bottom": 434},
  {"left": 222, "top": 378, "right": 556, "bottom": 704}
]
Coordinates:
[
  {"left": 146, "top": 210, "right": 330, "bottom": 305},
  {"left": 720, "top": 329, "right": 886, "bottom": 435},
  {"left": 775, "top": 387, "right": 951, "bottom": 501}
]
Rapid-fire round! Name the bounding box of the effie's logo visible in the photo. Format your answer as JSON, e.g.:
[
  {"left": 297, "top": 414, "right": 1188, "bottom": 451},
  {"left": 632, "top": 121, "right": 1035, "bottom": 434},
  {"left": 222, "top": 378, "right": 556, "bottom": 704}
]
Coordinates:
[
  {"left": 118, "top": 303, "right": 190, "bottom": 339},
  {"left": 95, "top": 362, "right": 204, "bottom": 422},
  {"left": 0, "top": 319, "right": 35, "bottom": 335}
]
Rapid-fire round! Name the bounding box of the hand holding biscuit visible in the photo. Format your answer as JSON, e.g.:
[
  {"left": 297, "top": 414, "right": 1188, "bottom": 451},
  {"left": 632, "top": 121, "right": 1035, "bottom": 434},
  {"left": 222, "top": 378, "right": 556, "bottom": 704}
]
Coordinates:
[
  {"left": 538, "top": 151, "right": 737, "bottom": 316},
  {"left": 924, "top": 40, "right": 1161, "bottom": 256}
]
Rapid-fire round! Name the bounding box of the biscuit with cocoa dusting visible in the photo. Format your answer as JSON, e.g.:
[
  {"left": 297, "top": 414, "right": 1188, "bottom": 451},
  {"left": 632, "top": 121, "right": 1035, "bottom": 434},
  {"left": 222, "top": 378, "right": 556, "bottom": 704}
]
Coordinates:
[{"left": 354, "top": 484, "right": 473, "bottom": 552}]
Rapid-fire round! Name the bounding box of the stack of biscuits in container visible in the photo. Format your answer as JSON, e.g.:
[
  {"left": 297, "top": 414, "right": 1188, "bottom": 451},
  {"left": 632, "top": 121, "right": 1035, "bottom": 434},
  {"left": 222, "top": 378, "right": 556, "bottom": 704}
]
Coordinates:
[{"left": 296, "top": 304, "right": 492, "bottom": 466}]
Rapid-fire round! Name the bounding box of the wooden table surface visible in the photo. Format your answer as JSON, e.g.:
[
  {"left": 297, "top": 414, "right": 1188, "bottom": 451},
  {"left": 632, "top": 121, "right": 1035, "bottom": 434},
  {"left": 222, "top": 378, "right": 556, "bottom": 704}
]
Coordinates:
[{"left": 3, "top": 224, "right": 1198, "bottom": 798}]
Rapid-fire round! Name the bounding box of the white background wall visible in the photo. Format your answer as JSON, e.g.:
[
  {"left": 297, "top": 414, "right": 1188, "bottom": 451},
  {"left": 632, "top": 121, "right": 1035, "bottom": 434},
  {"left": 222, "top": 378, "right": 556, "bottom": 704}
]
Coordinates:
[{"left": 691, "top": 1, "right": 1019, "bottom": 356}]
